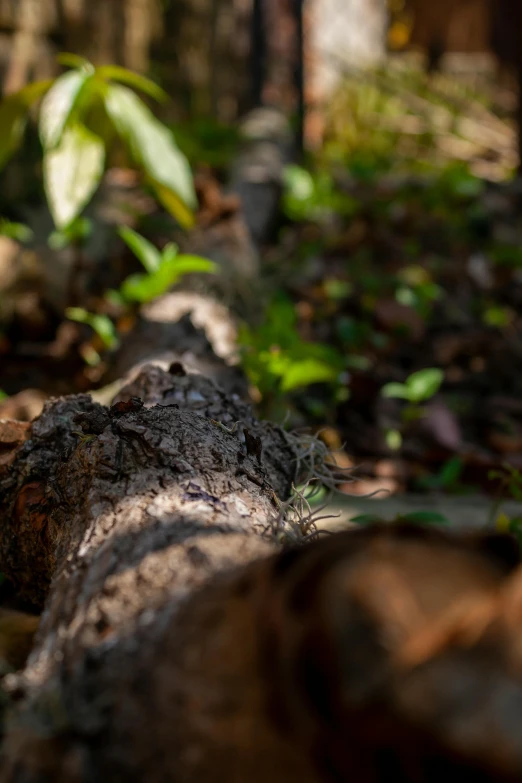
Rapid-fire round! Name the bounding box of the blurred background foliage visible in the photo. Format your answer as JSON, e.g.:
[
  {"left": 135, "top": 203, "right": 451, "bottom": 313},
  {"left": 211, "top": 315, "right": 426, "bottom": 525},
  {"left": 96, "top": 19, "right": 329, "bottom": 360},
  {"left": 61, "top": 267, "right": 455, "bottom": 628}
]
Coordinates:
[{"left": 2, "top": 0, "right": 522, "bottom": 513}]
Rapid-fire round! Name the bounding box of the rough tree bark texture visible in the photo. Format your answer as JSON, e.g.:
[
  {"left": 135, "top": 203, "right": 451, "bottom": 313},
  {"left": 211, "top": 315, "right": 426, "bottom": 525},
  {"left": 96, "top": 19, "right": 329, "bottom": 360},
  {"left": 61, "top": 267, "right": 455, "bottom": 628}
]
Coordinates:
[
  {"left": 3, "top": 368, "right": 522, "bottom": 780},
  {"left": 0, "top": 366, "right": 297, "bottom": 781}
]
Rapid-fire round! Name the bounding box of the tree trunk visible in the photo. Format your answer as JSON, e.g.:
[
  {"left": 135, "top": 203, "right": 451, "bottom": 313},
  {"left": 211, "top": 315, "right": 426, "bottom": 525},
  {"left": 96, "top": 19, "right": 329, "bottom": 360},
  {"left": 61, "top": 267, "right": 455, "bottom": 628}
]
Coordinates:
[{"left": 2, "top": 340, "right": 522, "bottom": 780}]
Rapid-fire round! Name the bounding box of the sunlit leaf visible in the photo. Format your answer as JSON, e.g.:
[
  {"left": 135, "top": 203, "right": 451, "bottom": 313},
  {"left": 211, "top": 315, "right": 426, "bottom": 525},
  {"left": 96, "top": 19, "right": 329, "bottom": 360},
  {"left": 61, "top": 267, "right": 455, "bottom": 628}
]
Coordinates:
[
  {"left": 96, "top": 65, "right": 168, "bottom": 103},
  {"left": 120, "top": 255, "right": 215, "bottom": 304},
  {"left": 283, "top": 164, "right": 314, "bottom": 201},
  {"left": 169, "top": 254, "right": 216, "bottom": 276},
  {"left": 381, "top": 382, "right": 409, "bottom": 400},
  {"left": 280, "top": 358, "right": 338, "bottom": 392},
  {"left": 44, "top": 123, "right": 105, "bottom": 228},
  {"left": 118, "top": 226, "right": 161, "bottom": 273},
  {"left": 40, "top": 69, "right": 93, "bottom": 150},
  {"left": 161, "top": 242, "right": 179, "bottom": 263},
  {"left": 406, "top": 368, "right": 444, "bottom": 403},
  {"left": 104, "top": 84, "right": 196, "bottom": 226}
]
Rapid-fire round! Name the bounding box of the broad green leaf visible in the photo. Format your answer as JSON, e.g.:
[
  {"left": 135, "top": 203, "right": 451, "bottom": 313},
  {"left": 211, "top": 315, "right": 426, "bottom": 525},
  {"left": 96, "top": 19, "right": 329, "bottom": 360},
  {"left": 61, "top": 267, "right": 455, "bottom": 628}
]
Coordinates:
[
  {"left": 397, "top": 511, "right": 449, "bottom": 525},
  {"left": 0, "top": 389, "right": 7, "bottom": 401},
  {"left": 104, "top": 84, "right": 196, "bottom": 226},
  {"left": 381, "top": 382, "right": 409, "bottom": 400},
  {"left": 280, "top": 358, "right": 338, "bottom": 392},
  {"left": 406, "top": 368, "right": 444, "bottom": 403},
  {"left": 44, "top": 123, "right": 105, "bottom": 229},
  {"left": 96, "top": 65, "right": 168, "bottom": 103},
  {"left": 118, "top": 226, "right": 161, "bottom": 273},
  {"left": 40, "top": 69, "right": 92, "bottom": 150}
]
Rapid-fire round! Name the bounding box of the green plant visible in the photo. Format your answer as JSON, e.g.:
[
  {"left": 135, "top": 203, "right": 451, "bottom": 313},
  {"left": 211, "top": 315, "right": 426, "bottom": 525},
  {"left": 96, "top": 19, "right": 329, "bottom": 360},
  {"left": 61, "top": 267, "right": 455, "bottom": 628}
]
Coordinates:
[
  {"left": 0, "top": 219, "right": 33, "bottom": 243},
  {"left": 66, "top": 307, "right": 119, "bottom": 349},
  {"left": 114, "top": 226, "right": 216, "bottom": 305},
  {"left": 382, "top": 368, "right": 444, "bottom": 404},
  {"left": 0, "top": 389, "right": 7, "bottom": 401},
  {"left": 67, "top": 229, "right": 215, "bottom": 365},
  {"left": 48, "top": 216, "right": 92, "bottom": 250},
  {"left": 282, "top": 164, "right": 358, "bottom": 223},
  {"left": 380, "top": 368, "right": 444, "bottom": 454},
  {"left": 0, "top": 55, "right": 196, "bottom": 230},
  {"left": 238, "top": 294, "right": 344, "bottom": 406}
]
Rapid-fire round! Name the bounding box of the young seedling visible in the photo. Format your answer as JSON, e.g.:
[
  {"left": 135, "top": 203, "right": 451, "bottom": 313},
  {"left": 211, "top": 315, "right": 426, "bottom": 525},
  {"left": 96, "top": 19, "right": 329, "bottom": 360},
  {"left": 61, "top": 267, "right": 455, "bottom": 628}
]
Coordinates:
[
  {"left": 381, "top": 367, "right": 444, "bottom": 452},
  {"left": 115, "top": 226, "right": 216, "bottom": 305}
]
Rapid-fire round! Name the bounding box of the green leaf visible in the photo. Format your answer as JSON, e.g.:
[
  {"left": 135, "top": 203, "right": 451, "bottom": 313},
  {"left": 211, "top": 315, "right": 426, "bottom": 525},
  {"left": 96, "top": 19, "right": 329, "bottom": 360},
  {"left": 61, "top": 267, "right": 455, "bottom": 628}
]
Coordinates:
[
  {"left": 0, "top": 389, "right": 7, "bottom": 401},
  {"left": 0, "top": 219, "right": 33, "bottom": 243},
  {"left": 283, "top": 164, "right": 315, "bottom": 201},
  {"left": 44, "top": 123, "right": 105, "bottom": 229},
  {"left": 66, "top": 308, "right": 119, "bottom": 349},
  {"left": 104, "top": 84, "right": 196, "bottom": 227},
  {"left": 169, "top": 254, "right": 216, "bottom": 276},
  {"left": 161, "top": 242, "right": 179, "bottom": 263},
  {"left": 40, "top": 69, "right": 92, "bottom": 150},
  {"left": 280, "top": 358, "right": 338, "bottom": 392},
  {"left": 120, "top": 255, "right": 215, "bottom": 304},
  {"left": 381, "top": 382, "right": 409, "bottom": 400},
  {"left": 95, "top": 65, "right": 168, "bottom": 103},
  {"left": 385, "top": 428, "right": 402, "bottom": 450},
  {"left": 148, "top": 180, "right": 195, "bottom": 230},
  {"left": 406, "top": 368, "right": 444, "bottom": 403},
  {"left": 118, "top": 226, "right": 161, "bottom": 273},
  {"left": 397, "top": 511, "right": 450, "bottom": 525}
]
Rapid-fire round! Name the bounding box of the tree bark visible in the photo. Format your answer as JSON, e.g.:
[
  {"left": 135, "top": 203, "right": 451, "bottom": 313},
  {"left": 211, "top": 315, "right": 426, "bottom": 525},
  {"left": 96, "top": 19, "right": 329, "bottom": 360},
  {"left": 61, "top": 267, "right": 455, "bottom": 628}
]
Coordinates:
[
  {"left": 2, "top": 363, "right": 522, "bottom": 780},
  {"left": 0, "top": 365, "right": 299, "bottom": 780}
]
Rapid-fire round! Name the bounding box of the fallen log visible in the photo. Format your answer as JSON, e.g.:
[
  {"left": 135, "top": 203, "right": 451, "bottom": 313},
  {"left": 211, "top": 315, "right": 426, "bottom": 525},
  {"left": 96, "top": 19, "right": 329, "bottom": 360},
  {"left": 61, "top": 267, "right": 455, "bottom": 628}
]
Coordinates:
[{"left": 1, "top": 365, "right": 522, "bottom": 781}]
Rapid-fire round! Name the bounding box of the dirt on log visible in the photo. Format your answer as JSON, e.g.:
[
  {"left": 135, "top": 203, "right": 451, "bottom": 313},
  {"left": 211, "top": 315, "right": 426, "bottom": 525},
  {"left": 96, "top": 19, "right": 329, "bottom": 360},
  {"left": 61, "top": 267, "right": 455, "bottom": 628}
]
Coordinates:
[{"left": 2, "top": 366, "right": 522, "bottom": 781}]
